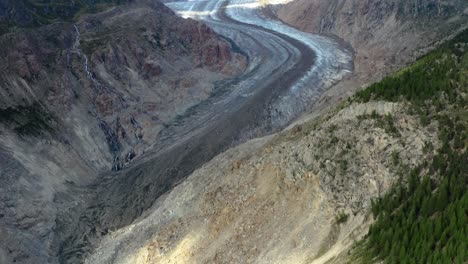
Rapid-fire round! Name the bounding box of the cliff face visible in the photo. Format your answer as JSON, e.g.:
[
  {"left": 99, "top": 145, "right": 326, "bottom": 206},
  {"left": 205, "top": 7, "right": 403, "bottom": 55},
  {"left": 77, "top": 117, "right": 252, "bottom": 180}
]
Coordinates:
[
  {"left": 0, "top": 0, "right": 245, "bottom": 263},
  {"left": 276, "top": 0, "right": 468, "bottom": 112}
]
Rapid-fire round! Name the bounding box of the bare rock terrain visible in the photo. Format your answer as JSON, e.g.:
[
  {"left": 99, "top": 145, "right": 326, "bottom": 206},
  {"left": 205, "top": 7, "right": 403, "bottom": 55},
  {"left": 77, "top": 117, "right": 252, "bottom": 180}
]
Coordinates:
[{"left": 87, "top": 100, "right": 440, "bottom": 264}]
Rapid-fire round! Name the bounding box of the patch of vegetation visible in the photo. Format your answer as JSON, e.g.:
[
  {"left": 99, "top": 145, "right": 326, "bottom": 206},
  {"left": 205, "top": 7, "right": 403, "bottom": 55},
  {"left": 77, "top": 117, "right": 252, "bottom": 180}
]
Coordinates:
[
  {"left": 0, "top": 103, "right": 55, "bottom": 136},
  {"left": 335, "top": 211, "right": 349, "bottom": 224},
  {"left": 358, "top": 111, "right": 401, "bottom": 137},
  {"left": 422, "top": 141, "right": 433, "bottom": 154},
  {"left": 313, "top": 223, "right": 341, "bottom": 261},
  {"left": 362, "top": 149, "right": 467, "bottom": 263},
  {"left": 350, "top": 29, "right": 468, "bottom": 264},
  {"left": 0, "top": 21, "right": 17, "bottom": 35},
  {"left": 328, "top": 124, "right": 337, "bottom": 133},
  {"left": 81, "top": 37, "right": 109, "bottom": 55},
  {"left": 375, "top": 114, "right": 400, "bottom": 137},
  {"left": 330, "top": 136, "right": 339, "bottom": 145},
  {"left": 395, "top": 0, "right": 460, "bottom": 20},
  {"left": 152, "top": 32, "right": 162, "bottom": 49},
  {"left": 391, "top": 150, "right": 399, "bottom": 166},
  {"left": 355, "top": 29, "right": 468, "bottom": 106},
  {"left": 338, "top": 159, "right": 348, "bottom": 172},
  {"left": 0, "top": 0, "right": 131, "bottom": 35}
]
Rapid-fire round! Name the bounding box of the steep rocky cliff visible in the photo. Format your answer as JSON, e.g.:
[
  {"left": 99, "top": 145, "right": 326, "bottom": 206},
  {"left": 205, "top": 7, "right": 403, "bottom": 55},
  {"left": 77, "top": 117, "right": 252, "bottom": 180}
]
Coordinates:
[
  {"left": 0, "top": 0, "right": 245, "bottom": 263},
  {"left": 276, "top": 0, "right": 468, "bottom": 113}
]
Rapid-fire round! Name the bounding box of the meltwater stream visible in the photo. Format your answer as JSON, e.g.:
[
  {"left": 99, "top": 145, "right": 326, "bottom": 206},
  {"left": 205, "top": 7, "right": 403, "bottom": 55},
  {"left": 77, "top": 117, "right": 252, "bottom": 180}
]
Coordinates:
[{"left": 59, "top": 1, "right": 353, "bottom": 263}]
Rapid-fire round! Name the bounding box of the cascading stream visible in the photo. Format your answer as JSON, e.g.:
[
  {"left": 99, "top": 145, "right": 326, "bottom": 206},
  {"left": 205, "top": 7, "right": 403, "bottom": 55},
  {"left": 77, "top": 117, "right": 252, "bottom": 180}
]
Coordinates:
[
  {"left": 71, "top": 24, "right": 135, "bottom": 170},
  {"left": 72, "top": 25, "right": 95, "bottom": 82}
]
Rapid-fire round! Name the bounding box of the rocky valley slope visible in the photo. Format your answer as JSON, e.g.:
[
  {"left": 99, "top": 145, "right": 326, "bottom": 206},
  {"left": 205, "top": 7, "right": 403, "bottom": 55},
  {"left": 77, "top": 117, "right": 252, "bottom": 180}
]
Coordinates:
[
  {"left": 0, "top": 0, "right": 245, "bottom": 263},
  {"left": 87, "top": 27, "right": 468, "bottom": 264},
  {"left": 276, "top": 0, "right": 468, "bottom": 113},
  {"left": 84, "top": 1, "right": 467, "bottom": 263},
  {"left": 0, "top": 0, "right": 466, "bottom": 263}
]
